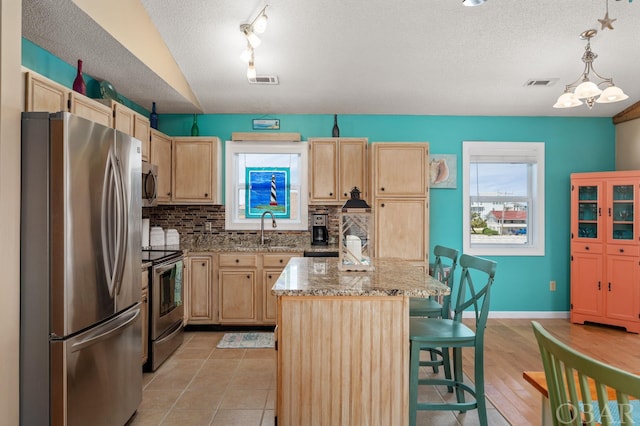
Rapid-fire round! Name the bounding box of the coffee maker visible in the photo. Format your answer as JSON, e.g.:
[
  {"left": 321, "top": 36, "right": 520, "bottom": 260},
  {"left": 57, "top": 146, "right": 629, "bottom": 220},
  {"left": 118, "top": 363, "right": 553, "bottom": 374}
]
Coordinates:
[{"left": 311, "top": 214, "right": 329, "bottom": 245}]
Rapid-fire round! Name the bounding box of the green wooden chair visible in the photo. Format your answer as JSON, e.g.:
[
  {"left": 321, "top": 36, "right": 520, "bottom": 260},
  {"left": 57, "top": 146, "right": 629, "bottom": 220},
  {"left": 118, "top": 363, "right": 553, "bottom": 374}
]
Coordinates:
[
  {"left": 409, "top": 254, "right": 497, "bottom": 426},
  {"left": 409, "top": 245, "right": 459, "bottom": 376},
  {"left": 531, "top": 321, "right": 640, "bottom": 426}
]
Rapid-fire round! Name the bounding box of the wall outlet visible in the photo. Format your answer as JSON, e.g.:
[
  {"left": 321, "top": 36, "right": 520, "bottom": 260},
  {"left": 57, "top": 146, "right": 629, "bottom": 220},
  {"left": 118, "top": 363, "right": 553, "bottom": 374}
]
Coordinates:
[
  {"left": 205, "top": 222, "right": 212, "bottom": 232},
  {"left": 550, "top": 280, "right": 556, "bottom": 292}
]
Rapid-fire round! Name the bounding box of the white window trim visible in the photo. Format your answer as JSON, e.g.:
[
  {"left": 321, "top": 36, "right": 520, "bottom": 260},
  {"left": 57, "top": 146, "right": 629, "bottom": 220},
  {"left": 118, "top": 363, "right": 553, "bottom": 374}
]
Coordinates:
[
  {"left": 462, "top": 141, "right": 545, "bottom": 256},
  {"left": 225, "top": 141, "right": 309, "bottom": 230}
]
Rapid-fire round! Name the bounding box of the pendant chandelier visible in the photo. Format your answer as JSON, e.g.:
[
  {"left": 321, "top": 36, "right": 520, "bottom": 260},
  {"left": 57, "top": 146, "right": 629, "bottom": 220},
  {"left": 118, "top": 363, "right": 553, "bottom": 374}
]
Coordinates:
[{"left": 553, "top": 29, "right": 628, "bottom": 109}]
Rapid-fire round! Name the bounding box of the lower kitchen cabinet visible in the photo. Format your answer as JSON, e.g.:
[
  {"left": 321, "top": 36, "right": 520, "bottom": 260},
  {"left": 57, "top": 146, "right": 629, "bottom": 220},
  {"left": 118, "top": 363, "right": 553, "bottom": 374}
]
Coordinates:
[
  {"left": 141, "top": 268, "right": 149, "bottom": 365},
  {"left": 219, "top": 254, "right": 259, "bottom": 324},
  {"left": 185, "top": 253, "right": 217, "bottom": 324},
  {"left": 262, "top": 253, "right": 300, "bottom": 324}
]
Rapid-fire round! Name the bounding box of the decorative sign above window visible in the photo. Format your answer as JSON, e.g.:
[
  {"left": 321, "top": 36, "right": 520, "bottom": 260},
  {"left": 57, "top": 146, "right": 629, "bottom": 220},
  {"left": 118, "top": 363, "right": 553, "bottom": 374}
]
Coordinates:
[{"left": 252, "top": 119, "right": 280, "bottom": 130}]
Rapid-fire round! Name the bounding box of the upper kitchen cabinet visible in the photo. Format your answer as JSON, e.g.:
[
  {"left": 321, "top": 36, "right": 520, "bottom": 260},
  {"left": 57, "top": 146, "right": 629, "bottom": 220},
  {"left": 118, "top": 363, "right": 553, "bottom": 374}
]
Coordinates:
[
  {"left": 370, "top": 142, "right": 430, "bottom": 269},
  {"left": 98, "top": 99, "right": 151, "bottom": 162},
  {"left": 308, "top": 138, "right": 368, "bottom": 204},
  {"left": 68, "top": 92, "right": 112, "bottom": 128},
  {"left": 172, "top": 137, "right": 222, "bottom": 204},
  {"left": 25, "top": 71, "right": 68, "bottom": 112},
  {"left": 150, "top": 129, "right": 173, "bottom": 203},
  {"left": 371, "top": 143, "right": 429, "bottom": 197},
  {"left": 25, "top": 71, "right": 111, "bottom": 127}
]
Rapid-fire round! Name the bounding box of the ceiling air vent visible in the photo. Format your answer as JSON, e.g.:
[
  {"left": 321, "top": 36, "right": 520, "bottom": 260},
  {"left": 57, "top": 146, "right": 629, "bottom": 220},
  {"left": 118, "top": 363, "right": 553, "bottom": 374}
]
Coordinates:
[
  {"left": 524, "top": 78, "right": 558, "bottom": 87},
  {"left": 248, "top": 75, "right": 279, "bottom": 85}
]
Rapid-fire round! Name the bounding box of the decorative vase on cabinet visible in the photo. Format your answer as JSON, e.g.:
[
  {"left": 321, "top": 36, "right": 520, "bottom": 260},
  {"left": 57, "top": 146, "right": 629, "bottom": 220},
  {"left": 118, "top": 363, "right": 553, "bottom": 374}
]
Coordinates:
[
  {"left": 150, "top": 102, "right": 158, "bottom": 130},
  {"left": 72, "top": 59, "right": 86, "bottom": 95},
  {"left": 191, "top": 114, "right": 200, "bottom": 136},
  {"left": 332, "top": 114, "right": 340, "bottom": 137}
]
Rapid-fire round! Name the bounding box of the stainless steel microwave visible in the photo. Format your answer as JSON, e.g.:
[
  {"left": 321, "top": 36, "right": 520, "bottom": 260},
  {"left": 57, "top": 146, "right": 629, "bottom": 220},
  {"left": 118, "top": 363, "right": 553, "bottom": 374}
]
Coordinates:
[{"left": 142, "top": 161, "right": 158, "bottom": 207}]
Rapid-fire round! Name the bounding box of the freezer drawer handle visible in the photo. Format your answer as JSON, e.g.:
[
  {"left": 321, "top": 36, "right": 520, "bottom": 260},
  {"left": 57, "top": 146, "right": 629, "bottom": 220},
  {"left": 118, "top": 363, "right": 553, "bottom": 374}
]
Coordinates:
[{"left": 71, "top": 306, "right": 140, "bottom": 353}]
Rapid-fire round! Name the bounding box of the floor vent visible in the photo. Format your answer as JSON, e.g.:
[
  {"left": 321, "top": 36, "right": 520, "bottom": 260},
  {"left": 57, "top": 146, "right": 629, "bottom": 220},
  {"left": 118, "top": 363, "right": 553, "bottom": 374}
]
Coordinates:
[
  {"left": 524, "top": 78, "right": 558, "bottom": 87},
  {"left": 248, "top": 75, "right": 279, "bottom": 85}
]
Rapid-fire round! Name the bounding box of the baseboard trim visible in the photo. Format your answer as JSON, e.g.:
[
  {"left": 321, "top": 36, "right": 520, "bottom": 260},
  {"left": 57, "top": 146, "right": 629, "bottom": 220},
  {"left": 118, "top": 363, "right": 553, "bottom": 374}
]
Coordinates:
[{"left": 462, "top": 311, "right": 570, "bottom": 319}]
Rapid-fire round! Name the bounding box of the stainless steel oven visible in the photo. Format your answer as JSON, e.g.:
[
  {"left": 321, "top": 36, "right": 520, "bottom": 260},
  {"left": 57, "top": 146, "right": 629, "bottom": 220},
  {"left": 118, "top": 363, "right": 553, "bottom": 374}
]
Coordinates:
[{"left": 143, "top": 249, "right": 184, "bottom": 371}]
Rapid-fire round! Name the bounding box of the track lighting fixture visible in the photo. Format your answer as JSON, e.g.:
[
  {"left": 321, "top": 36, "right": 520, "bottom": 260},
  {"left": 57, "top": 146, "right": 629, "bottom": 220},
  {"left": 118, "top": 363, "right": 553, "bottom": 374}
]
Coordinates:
[
  {"left": 462, "top": 0, "right": 487, "bottom": 6},
  {"left": 240, "top": 5, "right": 269, "bottom": 80}
]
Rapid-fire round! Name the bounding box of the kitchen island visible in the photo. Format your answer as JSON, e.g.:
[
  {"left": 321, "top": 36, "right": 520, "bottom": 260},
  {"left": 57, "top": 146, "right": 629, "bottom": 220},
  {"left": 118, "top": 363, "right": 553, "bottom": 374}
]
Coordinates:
[{"left": 272, "top": 257, "right": 449, "bottom": 426}]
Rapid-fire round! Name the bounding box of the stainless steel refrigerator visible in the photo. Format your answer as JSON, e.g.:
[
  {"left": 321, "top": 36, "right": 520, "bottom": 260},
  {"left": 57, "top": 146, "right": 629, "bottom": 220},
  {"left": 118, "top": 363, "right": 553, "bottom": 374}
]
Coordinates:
[{"left": 20, "top": 112, "right": 143, "bottom": 425}]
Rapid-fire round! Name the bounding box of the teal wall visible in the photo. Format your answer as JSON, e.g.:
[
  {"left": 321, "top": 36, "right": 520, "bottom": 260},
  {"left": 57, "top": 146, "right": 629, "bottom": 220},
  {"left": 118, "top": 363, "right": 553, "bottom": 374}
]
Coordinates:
[{"left": 23, "top": 39, "right": 617, "bottom": 314}]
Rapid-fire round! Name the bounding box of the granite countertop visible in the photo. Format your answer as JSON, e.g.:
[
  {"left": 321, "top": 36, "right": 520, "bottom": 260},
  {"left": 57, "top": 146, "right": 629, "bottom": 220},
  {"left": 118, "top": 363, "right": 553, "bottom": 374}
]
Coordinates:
[{"left": 272, "top": 257, "right": 449, "bottom": 298}]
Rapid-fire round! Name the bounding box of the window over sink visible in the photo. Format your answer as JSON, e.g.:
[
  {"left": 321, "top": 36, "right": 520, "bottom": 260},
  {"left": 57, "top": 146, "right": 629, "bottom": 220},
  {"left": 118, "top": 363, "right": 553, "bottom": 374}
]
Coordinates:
[{"left": 225, "top": 141, "right": 308, "bottom": 230}]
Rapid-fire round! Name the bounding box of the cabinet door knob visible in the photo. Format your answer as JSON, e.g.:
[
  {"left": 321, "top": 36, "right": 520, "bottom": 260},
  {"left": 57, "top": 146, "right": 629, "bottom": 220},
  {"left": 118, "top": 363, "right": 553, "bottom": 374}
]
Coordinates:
[
  {"left": 167, "top": 192, "right": 171, "bottom": 196},
  {"left": 381, "top": 203, "right": 385, "bottom": 208},
  {"left": 279, "top": 259, "right": 284, "bottom": 263},
  {"left": 585, "top": 246, "right": 589, "bottom": 250},
  {"left": 268, "top": 275, "right": 272, "bottom": 279},
  {"left": 344, "top": 193, "right": 348, "bottom": 197},
  {"left": 329, "top": 192, "right": 333, "bottom": 196},
  {"left": 620, "top": 248, "right": 625, "bottom": 253},
  {"left": 381, "top": 187, "right": 385, "bottom": 191},
  {"left": 204, "top": 193, "right": 209, "bottom": 197},
  {"left": 608, "top": 282, "right": 612, "bottom": 291},
  {"left": 246, "top": 275, "right": 251, "bottom": 279},
  {"left": 201, "top": 262, "right": 206, "bottom": 266},
  {"left": 235, "top": 259, "right": 239, "bottom": 263}
]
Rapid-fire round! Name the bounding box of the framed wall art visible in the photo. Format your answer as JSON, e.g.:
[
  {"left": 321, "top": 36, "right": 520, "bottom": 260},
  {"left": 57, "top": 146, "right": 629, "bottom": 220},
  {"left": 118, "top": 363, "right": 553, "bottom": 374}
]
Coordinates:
[{"left": 429, "top": 154, "right": 457, "bottom": 189}]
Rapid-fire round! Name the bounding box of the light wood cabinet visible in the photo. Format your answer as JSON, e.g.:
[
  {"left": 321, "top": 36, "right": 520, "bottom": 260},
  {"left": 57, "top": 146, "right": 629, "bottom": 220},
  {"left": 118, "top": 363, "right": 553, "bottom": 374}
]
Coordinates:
[
  {"left": 370, "top": 142, "right": 430, "bottom": 268},
  {"left": 185, "top": 253, "right": 217, "bottom": 324},
  {"left": 570, "top": 171, "right": 640, "bottom": 333},
  {"left": 172, "top": 137, "right": 222, "bottom": 204},
  {"left": 371, "top": 143, "right": 429, "bottom": 197},
  {"left": 262, "top": 253, "right": 298, "bottom": 324},
  {"left": 308, "top": 138, "right": 368, "bottom": 204},
  {"left": 149, "top": 133, "right": 222, "bottom": 205},
  {"left": 68, "top": 92, "right": 112, "bottom": 127},
  {"left": 219, "top": 253, "right": 259, "bottom": 324},
  {"left": 25, "top": 71, "right": 68, "bottom": 113},
  {"left": 134, "top": 114, "right": 151, "bottom": 162},
  {"left": 185, "top": 252, "right": 301, "bottom": 325},
  {"left": 141, "top": 268, "right": 149, "bottom": 365},
  {"left": 149, "top": 129, "right": 173, "bottom": 203},
  {"left": 374, "top": 198, "right": 428, "bottom": 266}
]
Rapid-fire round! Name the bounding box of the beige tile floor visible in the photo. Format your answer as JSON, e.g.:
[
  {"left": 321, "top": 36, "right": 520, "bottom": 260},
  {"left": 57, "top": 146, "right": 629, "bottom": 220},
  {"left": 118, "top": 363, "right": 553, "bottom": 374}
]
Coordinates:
[{"left": 129, "top": 331, "right": 509, "bottom": 426}]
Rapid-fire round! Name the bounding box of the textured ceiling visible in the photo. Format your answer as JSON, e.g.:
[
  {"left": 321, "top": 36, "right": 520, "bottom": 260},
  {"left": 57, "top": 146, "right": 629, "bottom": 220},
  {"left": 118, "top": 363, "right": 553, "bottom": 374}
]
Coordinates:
[{"left": 22, "top": 0, "right": 640, "bottom": 117}]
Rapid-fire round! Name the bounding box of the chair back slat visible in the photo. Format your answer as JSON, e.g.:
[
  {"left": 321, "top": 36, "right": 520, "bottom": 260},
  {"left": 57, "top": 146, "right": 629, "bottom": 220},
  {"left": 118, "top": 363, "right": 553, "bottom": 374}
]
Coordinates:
[
  {"left": 431, "top": 245, "right": 459, "bottom": 317},
  {"left": 451, "top": 254, "right": 497, "bottom": 333},
  {"left": 532, "top": 321, "right": 640, "bottom": 426}
]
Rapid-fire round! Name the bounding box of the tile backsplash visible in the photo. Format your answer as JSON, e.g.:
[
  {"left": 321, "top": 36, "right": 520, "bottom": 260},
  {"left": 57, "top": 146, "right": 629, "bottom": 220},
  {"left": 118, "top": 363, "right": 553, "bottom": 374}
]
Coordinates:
[{"left": 144, "top": 204, "right": 340, "bottom": 244}]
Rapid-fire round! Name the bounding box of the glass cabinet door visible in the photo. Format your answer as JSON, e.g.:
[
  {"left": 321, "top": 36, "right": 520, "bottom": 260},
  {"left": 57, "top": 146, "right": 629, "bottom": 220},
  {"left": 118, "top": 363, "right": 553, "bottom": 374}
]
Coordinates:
[
  {"left": 574, "top": 183, "right": 600, "bottom": 241},
  {"left": 609, "top": 183, "right": 635, "bottom": 242}
]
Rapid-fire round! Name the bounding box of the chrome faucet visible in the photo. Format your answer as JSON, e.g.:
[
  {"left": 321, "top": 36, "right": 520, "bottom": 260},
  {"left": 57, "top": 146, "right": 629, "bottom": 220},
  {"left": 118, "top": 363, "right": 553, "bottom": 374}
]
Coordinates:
[{"left": 260, "top": 210, "right": 277, "bottom": 245}]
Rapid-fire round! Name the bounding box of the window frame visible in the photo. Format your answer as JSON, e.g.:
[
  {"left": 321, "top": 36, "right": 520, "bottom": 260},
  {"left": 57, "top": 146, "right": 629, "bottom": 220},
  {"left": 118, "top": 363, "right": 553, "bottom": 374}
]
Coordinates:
[
  {"left": 225, "top": 141, "right": 309, "bottom": 230},
  {"left": 462, "top": 141, "right": 545, "bottom": 256}
]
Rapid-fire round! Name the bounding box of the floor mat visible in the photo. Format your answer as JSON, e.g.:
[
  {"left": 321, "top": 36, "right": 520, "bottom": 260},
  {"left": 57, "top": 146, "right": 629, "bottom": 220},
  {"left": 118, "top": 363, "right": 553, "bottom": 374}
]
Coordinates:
[{"left": 216, "top": 332, "right": 275, "bottom": 349}]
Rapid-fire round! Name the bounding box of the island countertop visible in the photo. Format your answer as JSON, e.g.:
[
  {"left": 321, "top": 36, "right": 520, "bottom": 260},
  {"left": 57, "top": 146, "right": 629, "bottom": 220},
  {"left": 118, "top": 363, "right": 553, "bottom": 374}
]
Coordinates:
[{"left": 271, "top": 257, "right": 449, "bottom": 298}]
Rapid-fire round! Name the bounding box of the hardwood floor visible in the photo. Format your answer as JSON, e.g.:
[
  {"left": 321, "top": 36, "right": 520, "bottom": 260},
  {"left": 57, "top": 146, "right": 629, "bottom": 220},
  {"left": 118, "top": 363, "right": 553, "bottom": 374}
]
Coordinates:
[{"left": 468, "top": 318, "right": 640, "bottom": 426}]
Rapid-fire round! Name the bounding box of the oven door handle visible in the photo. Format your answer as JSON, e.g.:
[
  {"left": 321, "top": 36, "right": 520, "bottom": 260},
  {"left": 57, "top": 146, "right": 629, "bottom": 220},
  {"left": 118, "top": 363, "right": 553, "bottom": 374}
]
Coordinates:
[{"left": 154, "top": 259, "right": 183, "bottom": 275}]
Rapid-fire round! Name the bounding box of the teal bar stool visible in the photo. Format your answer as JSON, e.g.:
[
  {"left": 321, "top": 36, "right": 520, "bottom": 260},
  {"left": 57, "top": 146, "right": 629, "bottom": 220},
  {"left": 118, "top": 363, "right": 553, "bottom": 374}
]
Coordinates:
[
  {"left": 408, "top": 254, "right": 497, "bottom": 426},
  {"left": 409, "top": 245, "right": 459, "bottom": 376}
]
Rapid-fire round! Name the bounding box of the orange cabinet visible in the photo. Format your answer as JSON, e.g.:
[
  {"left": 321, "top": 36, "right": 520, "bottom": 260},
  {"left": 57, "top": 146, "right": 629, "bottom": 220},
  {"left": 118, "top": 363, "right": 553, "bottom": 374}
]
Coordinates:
[{"left": 570, "top": 171, "right": 640, "bottom": 333}]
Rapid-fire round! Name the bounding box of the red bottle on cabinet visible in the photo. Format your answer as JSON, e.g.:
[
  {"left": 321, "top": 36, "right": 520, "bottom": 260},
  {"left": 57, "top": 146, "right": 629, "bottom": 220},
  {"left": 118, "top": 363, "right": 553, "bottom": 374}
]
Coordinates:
[{"left": 72, "top": 59, "right": 86, "bottom": 95}]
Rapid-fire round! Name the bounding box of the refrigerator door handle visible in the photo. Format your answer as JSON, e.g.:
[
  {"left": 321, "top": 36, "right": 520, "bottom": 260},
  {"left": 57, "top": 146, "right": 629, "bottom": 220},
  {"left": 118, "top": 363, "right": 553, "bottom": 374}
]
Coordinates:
[
  {"left": 101, "top": 148, "right": 118, "bottom": 297},
  {"left": 112, "top": 154, "right": 128, "bottom": 296},
  {"left": 70, "top": 305, "right": 141, "bottom": 353}
]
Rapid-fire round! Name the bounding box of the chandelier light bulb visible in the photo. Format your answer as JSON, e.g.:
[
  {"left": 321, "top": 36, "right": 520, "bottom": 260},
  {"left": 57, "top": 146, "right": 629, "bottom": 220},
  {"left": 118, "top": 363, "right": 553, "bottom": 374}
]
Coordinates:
[
  {"left": 595, "top": 86, "right": 629, "bottom": 103},
  {"left": 553, "top": 93, "right": 583, "bottom": 109},
  {"left": 574, "top": 81, "right": 602, "bottom": 99}
]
